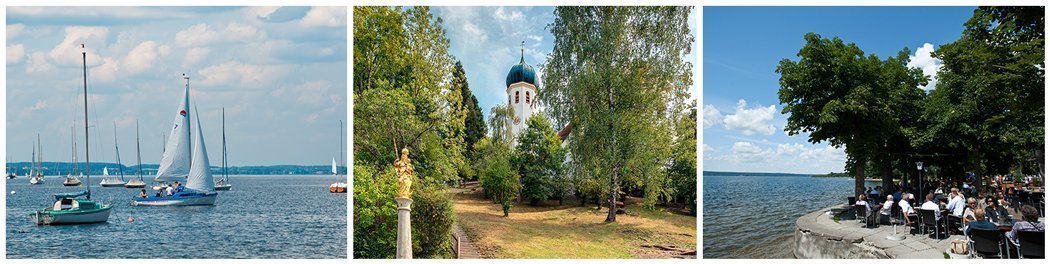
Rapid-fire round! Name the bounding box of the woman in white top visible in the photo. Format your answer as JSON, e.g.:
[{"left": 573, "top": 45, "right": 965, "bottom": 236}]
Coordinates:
[
  {"left": 881, "top": 195, "right": 894, "bottom": 216},
  {"left": 898, "top": 192, "right": 914, "bottom": 214}
]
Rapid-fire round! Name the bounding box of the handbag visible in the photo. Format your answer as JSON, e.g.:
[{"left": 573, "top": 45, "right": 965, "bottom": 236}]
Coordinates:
[{"left": 950, "top": 239, "right": 969, "bottom": 254}]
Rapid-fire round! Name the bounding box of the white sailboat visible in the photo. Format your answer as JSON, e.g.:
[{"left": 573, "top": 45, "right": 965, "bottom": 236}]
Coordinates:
[
  {"left": 329, "top": 120, "right": 346, "bottom": 193},
  {"left": 29, "top": 134, "right": 45, "bottom": 185},
  {"left": 100, "top": 124, "right": 127, "bottom": 187},
  {"left": 64, "top": 125, "right": 83, "bottom": 186},
  {"left": 125, "top": 120, "right": 146, "bottom": 188},
  {"left": 214, "top": 108, "right": 232, "bottom": 191},
  {"left": 151, "top": 74, "right": 192, "bottom": 191},
  {"left": 134, "top": 74, "right": 217, "bottom": 206}
]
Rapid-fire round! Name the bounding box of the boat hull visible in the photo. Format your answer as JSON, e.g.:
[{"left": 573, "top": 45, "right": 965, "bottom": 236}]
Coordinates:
[
  {"left": 214, "top": 184, "right": 232, "bottom": 191},
  {"left": 63, "top": 182, "right": 82, "bottom": 186},
  {"left": 100, "top": 183, "right": 125, "bottom": 187},
  {"left": 132, "top": 192, "right": 217, "bottom": 206},
  {"left": 124, "top": 179, "right": 146, "bottom": 188},
  {"left": 329, "top": 186, "right": 346, "bottom": 193},
  {"left": 30, "top": 207, "right": 112, "bottom": 225},
  {"left": 29, "top": 178, "right": 43, "bottom": 184}
]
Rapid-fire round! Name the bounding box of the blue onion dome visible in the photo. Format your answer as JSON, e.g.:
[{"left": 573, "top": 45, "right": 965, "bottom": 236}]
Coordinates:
[{"left": 506, "top": 53, "right": 537, "bottom": 88}]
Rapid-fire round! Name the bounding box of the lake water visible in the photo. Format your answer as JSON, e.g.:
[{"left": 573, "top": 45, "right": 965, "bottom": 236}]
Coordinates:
[
  {"left": 6, "top": 175, "right": 346, "bottom": 259},
  {"left": 702, "top": 174, "right": 878, "bottom": 259}
]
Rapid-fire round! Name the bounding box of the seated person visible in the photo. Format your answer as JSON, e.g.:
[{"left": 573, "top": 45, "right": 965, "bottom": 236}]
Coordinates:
[
  {"left": 855, "top": 194, "right": 871, "bottom": 212},
  {"left": 1007, "top": 205, "right": 1045, "bottom": 246},
  {"left": 165, "top": 184, "right": 174, "bottom": 196},
  {"left": 175, "top": 182, "right": 185, "bottom": 193},
  {"left": 961, "top": 198, "right": 977, "bottom": 225},
  {"left": 880, "top": 195, "right": 894, "bottom": 224},
  {"left": 965, "top": 208, "right": 997, "bottom": 236},
  {"left": 139, "top": 189, "right": 148, "bottom": 198},
  {"left": 984, "top": 197, "right": 1010, "bottom": 223},
  {"left": 920, "top": 193, "right": 942, "bottom": 221},
  {"left": 898, "top": 192, "right": 915, "bottom": 215}
]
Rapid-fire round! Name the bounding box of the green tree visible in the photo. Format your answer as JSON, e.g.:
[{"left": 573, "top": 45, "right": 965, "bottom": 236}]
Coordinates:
[
  {"left": 478, "top": 138, "right": 520, "bottom": 216},
  {"left": 543, "top": 7, "right": 693, "bottom": 222},
  {"left": 455, "top": 60, "right": 487, "bottom": 181},
  {"left": 513, "top": 114, "right": 567, "bottom": 205},
  {"left": 669, "top": 103, "right": 697, "bottom": 215},
  {"left": 777, "top": 33, "right": 926, "bottom": 197},
  {"left": 921, "top": 7, "right": 1045, "bottom": 187},
  {"left": 353, "top": 6, "right": 463, "bottom": 258}
]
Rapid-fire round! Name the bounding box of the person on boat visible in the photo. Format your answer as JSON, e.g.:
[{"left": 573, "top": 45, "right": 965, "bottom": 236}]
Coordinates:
[
  {"left": 165, "top": 184, "right": 174, "bottom": 196},
  {"left": 139, "top": 189, "right": 148, "bottom": 198},
  {"left": 174, "top": 181, "right": 185, "bottom": 193}
]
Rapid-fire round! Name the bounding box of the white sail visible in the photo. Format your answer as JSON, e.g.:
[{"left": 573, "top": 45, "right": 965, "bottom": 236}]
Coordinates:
[
  {"left": 155, "top": 76, "right": 193, "bottom": 181},
  {"left": 186, "top": 108, "right": 215, "bottom": 192},
  {"left": 331, "top": 157, "right": 337, "bottom": 175},
  {"left": 103, "top": 167, "right": 109, "bottom": 176}
]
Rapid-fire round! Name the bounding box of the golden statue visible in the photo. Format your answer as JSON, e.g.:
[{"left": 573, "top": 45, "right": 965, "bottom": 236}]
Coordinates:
[{"left": 394, "top": 148, "right": 414, "bottom": 198}]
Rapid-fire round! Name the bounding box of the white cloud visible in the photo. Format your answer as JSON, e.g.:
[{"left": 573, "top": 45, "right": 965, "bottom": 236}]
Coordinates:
[
  {"left": 47, "top": 26, "right": 110, "bottom": 67},
  {"left": 299, "top": 6, "right": 346, "bottom": 27},
  {"left": 243, "top": 6, "right": 280, "bottom": 20},
  {"left": 723, "top": 99, "right": 776, "bottom": 135},
  {"left": 463, "top": 22, "right": 488, "bottom": 43},
  {"left": 494, "top": 7, "right": 524, "bottom": 21},
  {"left": 702, "top": 144, "right": 714, "bottom": 153},
  {"left": 702, "top": 104, "right": 722, "bottom": 128},
  {"left": 907, "top": 43, "right": 942, "bottom": 91},
  {"left": 799, "top": 145, "right": 847, "bottom": 162},
  {"left": 7, "top": 44, "right": 26, "bottom": 65},
  {"left": 92, "top": 57, "right": 121, "bottom": 83},
  {"left": 197, "top": 61, "right": 286, "bottom": 87},
  {"left": 122, "top": 41, "right": 162, "bottom": 75},
  {"left": 731, "top": 142, "right": 772, "bottom": 163},
  {"left": 8, "top": 24, "right": 25, "bottom": 39},
  {"left": 183, "top": 47, "right": 211, "bottom": 67},
  {"left": 175, "top": 23, "right": 264, "bottom": 47},
  {"left": 25, "top": 52, "right": 53, "bottom": 74}
]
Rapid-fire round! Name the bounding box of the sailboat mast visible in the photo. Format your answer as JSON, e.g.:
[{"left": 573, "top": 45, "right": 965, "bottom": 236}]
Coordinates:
[
  {"left": 136, "top": 120, "right": 142, "bottom": 180},
  {"left": 340, "top": 119, "right": 343, "bottom": 177},
  {"left": 71, "top": 125, "right": 77, "bottom": 175},
  {"left": 37, "top": 134, "right": 41, "bottom": 175},
  {"left": 83, "top": 43, "right": 91, "bottom": 199},
  {"left": 113, "top": 123, "right": 124, "bottom": 181},
  {"left": 222, "top": 107, "right": 227, "bottom": 181}
]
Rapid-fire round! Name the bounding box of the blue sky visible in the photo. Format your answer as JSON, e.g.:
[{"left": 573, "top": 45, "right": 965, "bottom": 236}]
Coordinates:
[
  {"left": 6, "top": 7, "right": 347, "bottom": 166},
  {"left": 703, "top": 6, "right": 975, "bottom": 174},
  {"left": 434, "top": 6, "right": 697, "bottom": 121}
]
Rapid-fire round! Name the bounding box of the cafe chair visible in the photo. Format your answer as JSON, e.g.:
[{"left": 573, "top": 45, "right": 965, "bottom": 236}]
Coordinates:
[
  {"left": 919, "top": 209, "right": 945, "bottom": 239},
  {"left": 968, "top": 228, "right": 1005, "bottom": 258},
  {"left": 854, "top": 204, "right": 875, "bottom": 228},
  {"left": 1017, "top": 231, "right": 1045, "bottom": 259}
]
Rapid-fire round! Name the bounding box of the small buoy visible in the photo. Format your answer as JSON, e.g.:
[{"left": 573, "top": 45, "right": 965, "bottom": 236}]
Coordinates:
[
  {"left": 10, "top": 191, "right": 15, "bottom": 195},
  {"left": 127, "top": 217, "right": 135, "bottom": 222}
]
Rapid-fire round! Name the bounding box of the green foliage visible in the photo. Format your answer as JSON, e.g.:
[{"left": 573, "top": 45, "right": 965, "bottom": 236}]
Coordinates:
[
  {"left": 543, "top": 7, "right": 693, "bottom": 221},
  {"left": 478, "top": 138, "right": 520, "bottom": 216},
  {"left": 669, "top": 104, "right": 697, "bottom": 214},
  {"left": 411, "top": 185, "right": 456, "bottom": 258},
  {"left": 488, "top": 104, "right": 515, "bottom": 147},
  {"left": 352, "top": 165, "right": 397, "bottom": 259},
  {"left": 512, "top": 114, "right": 567, "bottom": 205},
  {"left": 353, "top": 6, "right": 462, "bottom": 258},
  {"left": 456, "top": 61, "right": 487, "bottom": 181},
  {"left": 777, "top": 32, "right": 925, "bottom": 196},
  {"left": 919, "top": 7, "right": 1044, "bottom": 185}
]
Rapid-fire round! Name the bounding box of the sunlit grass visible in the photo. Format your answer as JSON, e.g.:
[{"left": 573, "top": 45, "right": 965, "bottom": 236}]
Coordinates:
[{"left": 450, "top": 187, "right": 696, "bottom": 259}]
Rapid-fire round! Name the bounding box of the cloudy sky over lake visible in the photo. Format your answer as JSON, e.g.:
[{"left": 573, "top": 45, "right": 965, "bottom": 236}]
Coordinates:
[{"left": 6, "top": 6, "right": 347, "bottom": 166}]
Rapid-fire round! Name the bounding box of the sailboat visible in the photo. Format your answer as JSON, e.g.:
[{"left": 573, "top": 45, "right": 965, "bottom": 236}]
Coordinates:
[
  {"left": 100, "top": 124, "right": 127, "bottom": 187},
  {"left": 214, "top": 108, "right": 232, "bottom": 191},
  {"left": 328, "top": 157, "right": 346, "bottom": 193},
  {"left": 30, "top": 43, "right": 112, "bottom": 225},
  {"left": 329, "top": 120, "right": 346, "bottom": 193},
  {"left": 64, "top": 125, "right": 83, "bottom": 186},
  {"left": 133, "top": 74, "right": 217, "bottom": 206},
  {"left": 29, "top": 134, "right": 45, "bottom": 185},
  {"left": 125, "top": 120, "right": 146, "bottom": 188}
]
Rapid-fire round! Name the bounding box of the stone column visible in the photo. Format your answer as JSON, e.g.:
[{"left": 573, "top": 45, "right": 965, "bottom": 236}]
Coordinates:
[{"left": 395, "top": 197, "right": 413, "bottom": 259}]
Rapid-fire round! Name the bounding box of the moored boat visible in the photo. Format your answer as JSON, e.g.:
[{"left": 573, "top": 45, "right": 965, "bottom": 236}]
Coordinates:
[
  {"left": 213, "top": 108, "right": 232, "bottom": 191},
  {"left": 125, "top": 120, "right": 147, "bottom": 188}
]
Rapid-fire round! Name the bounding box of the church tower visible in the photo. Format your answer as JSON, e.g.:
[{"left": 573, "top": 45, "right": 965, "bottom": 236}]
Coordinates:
[{"left": 505, "top": 42, "right": 538, "bottom": 146}]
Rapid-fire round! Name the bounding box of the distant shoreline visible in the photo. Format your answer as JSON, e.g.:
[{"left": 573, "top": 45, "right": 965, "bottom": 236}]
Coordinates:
[
  {"left": 5, "top": 162, "right": 345, "bottom": 175},
  {"left": 703, "top": 171, "right": 819, "bottom": 177}
]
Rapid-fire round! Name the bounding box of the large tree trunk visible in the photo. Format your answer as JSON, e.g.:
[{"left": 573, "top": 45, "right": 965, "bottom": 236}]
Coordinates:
[
  {"left": 606, "top": 161, "right": 620, "bottom": 222},
  {"left": 855, "top": 154, "right": 866, "bottom": 198},
  {"left": 881, "top": 156, "right": 892, "bottom": 195}
]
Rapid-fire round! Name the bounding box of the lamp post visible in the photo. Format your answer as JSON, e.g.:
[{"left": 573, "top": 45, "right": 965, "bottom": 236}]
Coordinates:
[{"left": 916, "top": 161, "right": 924, "bottom": 195}]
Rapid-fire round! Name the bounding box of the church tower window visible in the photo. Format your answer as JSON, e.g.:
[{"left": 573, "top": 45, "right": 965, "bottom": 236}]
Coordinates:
[
  {"left": 526, "top": 91, "right": 530, "bottom": 104},
  {"left": 515, "top": 91, "right": 520, "bottom": 104}
]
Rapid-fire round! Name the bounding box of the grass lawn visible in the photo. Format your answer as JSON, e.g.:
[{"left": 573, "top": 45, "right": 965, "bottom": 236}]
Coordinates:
[{"left": 450, "top": 185, "right": 696, "bottom": 259}]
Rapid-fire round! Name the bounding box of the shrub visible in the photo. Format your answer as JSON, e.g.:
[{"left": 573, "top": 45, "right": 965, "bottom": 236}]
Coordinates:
[
  {"left": 482, "top": 147, "right": 520, "bottom": 216},
  {"left": 353, "top": 165, "right": 398, "bottom": 258},
  {"left": 411, "top": 184, "right": 456, "bottom": 258}
]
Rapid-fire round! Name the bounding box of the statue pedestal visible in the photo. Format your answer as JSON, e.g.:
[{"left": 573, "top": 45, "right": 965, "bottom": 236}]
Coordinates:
[{"left": 395, "top": 197, "right": 413, "bottom": 259}]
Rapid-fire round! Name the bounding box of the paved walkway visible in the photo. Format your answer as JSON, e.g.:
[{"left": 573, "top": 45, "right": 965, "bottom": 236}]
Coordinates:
[
  {"left": 796, "top": 205, "right": 972, "bottom": 259},
  {"left": 453, "top": 224, "right": 481, "bottom": 259}
]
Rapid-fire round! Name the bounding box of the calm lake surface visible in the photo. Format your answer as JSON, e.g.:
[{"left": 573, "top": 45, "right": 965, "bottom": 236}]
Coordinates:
[
  {"left": 703, "top": 174, "right": 878, "bottom": 259},
  {"left": 6, "top": 175, "right": 346, "bottom": 259}
]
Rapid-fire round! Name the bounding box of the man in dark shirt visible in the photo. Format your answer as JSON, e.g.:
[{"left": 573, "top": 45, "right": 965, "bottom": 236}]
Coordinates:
[
  {"left": 984, "top": 197, "right": 1010, "bottom": 223},
  {"left": 965, "top": 208, "right": 997, "bottom": 236}
]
